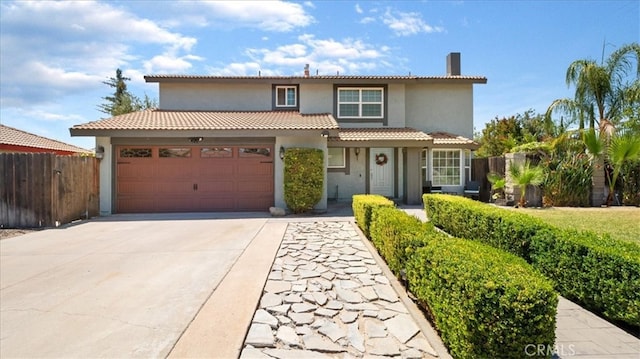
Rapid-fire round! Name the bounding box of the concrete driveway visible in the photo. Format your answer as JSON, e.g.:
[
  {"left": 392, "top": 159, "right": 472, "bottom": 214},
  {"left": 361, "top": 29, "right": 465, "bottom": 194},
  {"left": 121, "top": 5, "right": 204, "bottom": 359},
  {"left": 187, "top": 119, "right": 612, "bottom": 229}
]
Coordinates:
[{"left": 0, "top": 213, "right": 285, "bottom": 358}]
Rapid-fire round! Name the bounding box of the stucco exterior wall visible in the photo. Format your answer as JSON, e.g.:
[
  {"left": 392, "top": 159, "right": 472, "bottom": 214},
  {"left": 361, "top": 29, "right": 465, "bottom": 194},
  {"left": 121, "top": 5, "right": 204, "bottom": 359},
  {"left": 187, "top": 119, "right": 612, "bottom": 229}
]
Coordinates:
[
  {"left": 299, "top": 83, "right": 333, "bottom": 113},
  {"left": 387, "top": 83, "right": 406, "bottom": 128},
  {"left": 159, "top": 83, "right": 272, "bottom": 111},
  {"left": 96, "top": 136, "right": 112, "bottom": 215},
  {"left": 405, "top": 83, "right": 474, "bottom": 138},
  {"left": 327, "top": 149, "right": 367, "bottom": 201},
  {"left": 274, "top": 136, "right": 328, "bottom": 211}
]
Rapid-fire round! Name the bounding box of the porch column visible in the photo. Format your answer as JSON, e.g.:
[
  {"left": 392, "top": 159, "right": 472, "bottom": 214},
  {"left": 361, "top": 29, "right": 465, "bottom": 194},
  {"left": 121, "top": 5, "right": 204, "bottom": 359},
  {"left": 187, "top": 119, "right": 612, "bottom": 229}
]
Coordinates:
[{"left": 405, "top": 147, "right": 422, "bottom": 205}]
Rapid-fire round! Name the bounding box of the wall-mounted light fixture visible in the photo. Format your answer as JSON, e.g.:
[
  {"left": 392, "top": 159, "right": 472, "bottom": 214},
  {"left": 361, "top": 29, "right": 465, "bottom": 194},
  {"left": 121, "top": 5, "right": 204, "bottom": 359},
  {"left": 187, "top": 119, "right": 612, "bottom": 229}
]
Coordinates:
[
  {"left": 95, "top": 145, "right": 105, "bottom": 159},
  {"left": 279, "top": 146, "right": 285, "bottom": 160},
  {"left": 354, "top": 147, "right": 360, "bottom": 158},
  {"left": 321, "top": 130, "right": 329, "bottom": 138},
  {"left": 189, "top": 137, "right": 203, "bottom": 143}
]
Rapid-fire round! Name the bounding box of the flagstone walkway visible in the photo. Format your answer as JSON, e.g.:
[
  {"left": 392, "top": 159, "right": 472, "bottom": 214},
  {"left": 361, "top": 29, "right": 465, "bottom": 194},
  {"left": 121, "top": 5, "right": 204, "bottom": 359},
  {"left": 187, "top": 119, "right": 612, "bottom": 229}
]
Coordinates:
[{"left": 240, "top": 221, "right": 441, "bottom": 359}]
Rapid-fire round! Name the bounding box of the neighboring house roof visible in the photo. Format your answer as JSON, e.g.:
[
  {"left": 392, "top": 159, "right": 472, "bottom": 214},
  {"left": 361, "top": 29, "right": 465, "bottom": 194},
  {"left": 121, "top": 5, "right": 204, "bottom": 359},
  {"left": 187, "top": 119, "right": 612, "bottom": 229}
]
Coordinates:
[
  {"left": 330, "top": 128, "right": 433, "bottom": 142},
  {"left": 145, "top": 74, "right": 487, "bottom": 84},
  {"left": 70, "top": 110, "right": 339, "bottom": 136},
  {"left": 429, "top": 131, "right": 479, "bottom": 149},
  {"left": 1, "top": 124, "right": 91, "bottom": 154}
]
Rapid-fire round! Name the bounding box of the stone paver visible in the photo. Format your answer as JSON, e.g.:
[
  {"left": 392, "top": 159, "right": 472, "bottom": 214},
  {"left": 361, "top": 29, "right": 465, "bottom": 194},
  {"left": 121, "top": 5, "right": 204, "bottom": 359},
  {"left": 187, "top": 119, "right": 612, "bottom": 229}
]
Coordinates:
[{"left": 240, "top": 221, "right": 438, "bottom": 358}]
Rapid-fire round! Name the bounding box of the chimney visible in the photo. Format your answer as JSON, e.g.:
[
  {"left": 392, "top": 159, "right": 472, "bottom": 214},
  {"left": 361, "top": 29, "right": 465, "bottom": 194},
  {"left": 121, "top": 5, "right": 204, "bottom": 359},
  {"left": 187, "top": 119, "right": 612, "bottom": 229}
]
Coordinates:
[
  {"left": 447, "top": 52, "right": 461, "bottom": 76},
  {"left": 304, "top": 64, "right": 310, "bottom": 77}
]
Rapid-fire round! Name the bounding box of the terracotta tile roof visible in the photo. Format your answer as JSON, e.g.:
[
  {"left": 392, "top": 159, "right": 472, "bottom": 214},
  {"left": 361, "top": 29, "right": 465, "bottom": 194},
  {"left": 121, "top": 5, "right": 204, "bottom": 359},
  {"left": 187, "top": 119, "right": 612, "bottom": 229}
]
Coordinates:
[
  {"left": 145, "top": 75, "right": 487, "bottom": 83},
  {"left": 429, "top": 131, "right": 478, "bottom": 146},
  {"left": 1, "top": 124, "right": 91, "bottom": 154},
  {"left": 330, "top": 128, "right": 432, "bottom": 142},
  {"left": 71, "top": 110, "right": 339, "bottom": 131}
]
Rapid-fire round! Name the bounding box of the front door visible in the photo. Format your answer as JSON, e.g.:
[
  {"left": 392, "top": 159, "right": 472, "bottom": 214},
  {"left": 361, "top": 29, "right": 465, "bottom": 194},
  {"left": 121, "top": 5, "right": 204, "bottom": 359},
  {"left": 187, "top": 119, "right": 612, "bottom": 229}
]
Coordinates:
[{"left": 370, "top": 148, "right": 394, "bottom": 197}]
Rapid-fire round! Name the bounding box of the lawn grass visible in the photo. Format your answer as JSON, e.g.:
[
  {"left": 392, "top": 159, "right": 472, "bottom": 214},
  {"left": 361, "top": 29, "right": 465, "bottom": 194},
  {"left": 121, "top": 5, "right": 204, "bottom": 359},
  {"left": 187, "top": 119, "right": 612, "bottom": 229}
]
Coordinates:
[{"left": 513, "top": 207, "right": 640, "bottom": 244}]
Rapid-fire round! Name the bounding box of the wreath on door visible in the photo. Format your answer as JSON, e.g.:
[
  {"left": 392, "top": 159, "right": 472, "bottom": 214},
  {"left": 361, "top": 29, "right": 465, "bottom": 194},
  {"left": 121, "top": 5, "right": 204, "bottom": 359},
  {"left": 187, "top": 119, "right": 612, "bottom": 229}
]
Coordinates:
[{"left": 375, "top": 153, "right": 388, "bottom": 166}]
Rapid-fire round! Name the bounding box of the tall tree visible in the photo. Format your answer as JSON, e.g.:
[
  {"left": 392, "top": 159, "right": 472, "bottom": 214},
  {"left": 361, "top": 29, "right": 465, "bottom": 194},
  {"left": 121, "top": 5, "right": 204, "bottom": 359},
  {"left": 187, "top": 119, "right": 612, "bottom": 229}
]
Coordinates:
[
  {"left": 98, "top": 69, "right": 156, "bottom": 116},
  {"left": 547, "top": 43, "right": 640, "bottom": 134}
]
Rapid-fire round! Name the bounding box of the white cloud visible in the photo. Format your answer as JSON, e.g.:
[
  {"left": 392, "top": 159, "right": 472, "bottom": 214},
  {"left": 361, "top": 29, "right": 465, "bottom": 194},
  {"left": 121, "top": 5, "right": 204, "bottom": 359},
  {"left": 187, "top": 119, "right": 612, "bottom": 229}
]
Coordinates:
[
  {"left": 360, "top": 16, "right": 376, "bottom": 24},
  {"left": 382, "top": 8, "right": 444, "bottom": 36},
  {"left": 355, "top": 4, "right": 363, "bottom": 14},
  {"left": 213, "top": 34, "right": 391, "bottom": 76},
  {"left": 199, "top": 1, "right": 314, "bottom": 32},
  {"left": 0, "top": 0, "right": 198, "bottom": 108}
]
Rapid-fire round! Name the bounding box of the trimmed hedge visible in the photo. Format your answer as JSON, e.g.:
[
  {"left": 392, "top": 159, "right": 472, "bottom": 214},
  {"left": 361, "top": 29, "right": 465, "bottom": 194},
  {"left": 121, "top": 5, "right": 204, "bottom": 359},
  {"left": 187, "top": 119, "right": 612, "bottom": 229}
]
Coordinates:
[
  {"left": 284, "top": 148, "right": 324, "bottom": 213},
  {"left": 369, "top": 206, "right": 444, "bottom": 276},
  {"left": 424, "top": 193, "right": 640, "bottom": 328},
  {"left": 352, "top": 194, "right": 394, "bottom": 237},
  {"left": 363, "top": 204, "right": 557, "bottom": 358},
  {"left": 423, "top": 194, "right": 551, "bottom": 260},
  {"left": 406, "top": 237, "right": 557, "bottom": 359},
  {"left": 531, "top": 228, "right": 640, "bottom": 327}
]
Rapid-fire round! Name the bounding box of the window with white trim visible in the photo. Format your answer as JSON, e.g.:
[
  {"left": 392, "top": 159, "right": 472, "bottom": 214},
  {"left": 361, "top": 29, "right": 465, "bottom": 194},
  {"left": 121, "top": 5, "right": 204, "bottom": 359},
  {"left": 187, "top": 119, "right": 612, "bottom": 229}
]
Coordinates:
[
  {"left": 464, "top": 150, "right": 472, "bottom": 182},
  {"left": 432, "top": 149, "right": 462, "bottom": 186},
  {"left": 337, "top": 88, "right": 383, "bottom": 118},
  {"left": 275, "top": 86, "right": 297, "bottom": 107},
  {"left": 328, "top": 147, "right": 346, "bottom": 168}
]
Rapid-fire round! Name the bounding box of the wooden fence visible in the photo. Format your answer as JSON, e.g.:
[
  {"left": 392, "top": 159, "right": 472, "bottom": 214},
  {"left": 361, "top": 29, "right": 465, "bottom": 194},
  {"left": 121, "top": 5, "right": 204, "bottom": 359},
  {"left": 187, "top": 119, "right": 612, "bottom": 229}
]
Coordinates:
[
  {"left": 472, "top": 156, "right": 506, "bottom": 202},
  {"left": 0, "top": 153, "right": 99, "bottom": 228}
]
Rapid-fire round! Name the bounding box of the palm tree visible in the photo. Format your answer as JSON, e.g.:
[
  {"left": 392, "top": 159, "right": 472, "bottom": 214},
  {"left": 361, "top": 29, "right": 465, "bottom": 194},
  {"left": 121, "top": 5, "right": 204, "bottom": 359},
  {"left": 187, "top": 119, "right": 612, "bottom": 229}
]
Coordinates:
[
  {"left": 546, "top": 43, "right": 640, "bottom": 134},
  {"left": 607, "top": 134, "right": 640, "bottom": 204},
  {"left": 583, "top": 129, "right": 640, "bottom": 205},
  {"left": 508, "top": 160, "right": 544, "bottom": 207}
]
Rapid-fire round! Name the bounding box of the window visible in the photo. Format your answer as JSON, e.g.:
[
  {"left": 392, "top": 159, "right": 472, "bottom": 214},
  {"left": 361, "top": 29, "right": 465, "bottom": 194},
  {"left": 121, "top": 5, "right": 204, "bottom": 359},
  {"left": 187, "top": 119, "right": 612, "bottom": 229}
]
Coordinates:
[
  {"left": 275, "top": 86, "right": 297, "bottom": 107},
  {"left": 159, "top": 148, "right": 191, "bottom": 158},
  {"left": 120, "top": 148, "right": 152, "bottom": 158},
  {"left": 328, "top": 148, "right": 346, "bottom": 168},
  {"left": 464, "top": 150, "right": 472, "bottom": 182},
  {"left": 201, "top": 147, "right": 232, "bottom": 158},
  {"left": 432, "top": 150, "right": 461, "bottom": 186},
  {"left": 337, "top": 87, "right": 383, "bottom": 118},
  {"left": 239, "top": 147, "right": 271, "bottom": 158}
]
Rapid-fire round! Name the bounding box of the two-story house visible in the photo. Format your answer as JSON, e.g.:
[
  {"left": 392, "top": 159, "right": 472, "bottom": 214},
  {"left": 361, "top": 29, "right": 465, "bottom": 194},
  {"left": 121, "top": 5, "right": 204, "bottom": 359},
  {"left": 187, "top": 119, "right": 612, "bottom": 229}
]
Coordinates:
[{"left": 70, "top": 53, "right": 486, "bottom": 214}]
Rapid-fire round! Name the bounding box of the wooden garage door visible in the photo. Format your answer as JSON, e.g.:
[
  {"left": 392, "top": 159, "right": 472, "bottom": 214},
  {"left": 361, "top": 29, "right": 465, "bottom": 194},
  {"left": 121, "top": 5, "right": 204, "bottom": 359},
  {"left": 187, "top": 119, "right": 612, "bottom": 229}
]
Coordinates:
[{"left": 116, "top": 146, "right": 274, "bottom": 212}]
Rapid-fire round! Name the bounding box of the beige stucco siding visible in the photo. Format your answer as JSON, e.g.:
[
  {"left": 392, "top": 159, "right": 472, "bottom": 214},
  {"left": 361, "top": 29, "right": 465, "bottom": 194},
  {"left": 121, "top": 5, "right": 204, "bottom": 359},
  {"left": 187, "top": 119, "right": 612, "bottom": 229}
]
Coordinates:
[
  {"left": 299, "top": 83, "right": 333, "bottom": 113},
  {"left": 387, "top": 84, "right": 406, "bottom": 127},
  {"left": 159, "top": 83, "right": 272, "bottom": 111},
  {"left": 405, "top": 83, "right": 474, "bottom": 138}
]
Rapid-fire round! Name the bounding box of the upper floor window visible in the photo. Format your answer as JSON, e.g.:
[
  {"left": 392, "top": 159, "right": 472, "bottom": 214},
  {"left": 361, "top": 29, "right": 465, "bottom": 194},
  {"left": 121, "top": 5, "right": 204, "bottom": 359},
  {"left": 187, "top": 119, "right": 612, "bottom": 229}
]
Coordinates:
[
  {"left": 275, "top": 86, "right": 297, "bottom": 108},
  {"left": 337, "top": 87, "right": 383, "bottom": 118}
]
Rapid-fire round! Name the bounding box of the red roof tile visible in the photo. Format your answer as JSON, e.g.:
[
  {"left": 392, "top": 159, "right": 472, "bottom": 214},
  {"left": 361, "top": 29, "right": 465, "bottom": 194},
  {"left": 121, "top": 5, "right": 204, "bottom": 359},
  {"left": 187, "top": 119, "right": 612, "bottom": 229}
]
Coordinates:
[
  {"left": 429, "top": 131, "right": 478, "bottom": 146},
  {"left": 71, "top": 110, "right": 339, "bottom": 131},
  {"left": 1, "top": 124, "right": 91, "bottom": 154},
  {"left": 145, "top": 75, "right": 487, "bottom": 83},
  {"left": 330, "top": 128, "right": 432, "bottom": 142}
]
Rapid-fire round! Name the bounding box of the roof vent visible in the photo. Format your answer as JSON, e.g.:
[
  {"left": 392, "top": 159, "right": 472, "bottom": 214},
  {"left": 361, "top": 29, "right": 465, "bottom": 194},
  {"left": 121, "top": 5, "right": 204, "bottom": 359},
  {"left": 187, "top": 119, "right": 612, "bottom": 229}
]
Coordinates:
[
  {"left": 304, "top": 64, "right": 310, "bottom": 77},
  {"left": 447, "top": 52, "right": 461, "bottom": 76}
]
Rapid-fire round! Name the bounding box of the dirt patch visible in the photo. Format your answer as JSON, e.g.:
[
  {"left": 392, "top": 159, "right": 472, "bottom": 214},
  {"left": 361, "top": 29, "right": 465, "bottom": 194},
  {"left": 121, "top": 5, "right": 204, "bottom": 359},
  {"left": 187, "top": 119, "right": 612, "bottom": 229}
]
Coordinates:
[{"left": 0, "top": 229, "right": 39, "bottom": 240}]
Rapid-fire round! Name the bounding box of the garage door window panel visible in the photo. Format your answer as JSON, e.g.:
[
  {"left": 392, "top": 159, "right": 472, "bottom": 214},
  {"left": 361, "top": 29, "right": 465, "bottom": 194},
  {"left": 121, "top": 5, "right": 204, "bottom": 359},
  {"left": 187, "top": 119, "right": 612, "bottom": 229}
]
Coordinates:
[
  {"left": 120, "top": 148, "right": 152, "bottom": 158},
  {"left": 160, "top": 148, "right": 192, "bottom": 158},
  {"left": 240, "top": 147, "right": 271, "bottom": 158},
  {"left": 201, "top": 147, "right": 233, "bottom": 158}
]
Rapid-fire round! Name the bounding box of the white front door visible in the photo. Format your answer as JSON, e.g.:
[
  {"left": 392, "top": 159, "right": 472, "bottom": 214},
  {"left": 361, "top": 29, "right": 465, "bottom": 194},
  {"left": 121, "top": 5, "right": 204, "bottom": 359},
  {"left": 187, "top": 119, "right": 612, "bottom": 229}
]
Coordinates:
[{"left": 370, "top": 148, "right": 394, "bottom": 197}]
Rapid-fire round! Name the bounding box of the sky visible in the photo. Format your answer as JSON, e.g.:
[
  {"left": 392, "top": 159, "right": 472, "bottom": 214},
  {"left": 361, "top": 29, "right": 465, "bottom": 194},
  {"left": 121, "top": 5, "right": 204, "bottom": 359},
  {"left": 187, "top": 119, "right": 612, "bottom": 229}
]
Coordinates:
[{"left": 1, "top": 0, "right": 638, "bottom": 150}]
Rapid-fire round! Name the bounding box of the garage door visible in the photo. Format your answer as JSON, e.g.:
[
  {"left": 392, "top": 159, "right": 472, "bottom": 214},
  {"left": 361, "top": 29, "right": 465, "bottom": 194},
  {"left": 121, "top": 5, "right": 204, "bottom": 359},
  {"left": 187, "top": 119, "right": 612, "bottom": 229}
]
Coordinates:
[{"left": 116, "top": 145, "right": 274, "bottom": 212}]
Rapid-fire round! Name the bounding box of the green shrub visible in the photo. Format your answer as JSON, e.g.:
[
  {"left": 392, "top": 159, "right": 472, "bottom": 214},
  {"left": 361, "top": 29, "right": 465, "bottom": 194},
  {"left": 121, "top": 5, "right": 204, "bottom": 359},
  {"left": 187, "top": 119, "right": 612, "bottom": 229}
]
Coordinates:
[
  {"left": 283, "top": 148, "right": 324, "bottom": 213},
  {"left": 531, "top": 228, "right": 640, "bottom": 327},
  {"left": 423, "top": 194, "right": 551, "bottom": 260},
  {"left": 424, "top": 193, "right": 640, "bottom": 328},
  {"left": 352, "top": 194, "right": 394, "bottom": 237},
  {"left": 369, "top": 207, "right": 442, "bottom": 276},
  {"left": 406, "top": 238, "right": 557, "bottom": 359}
]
